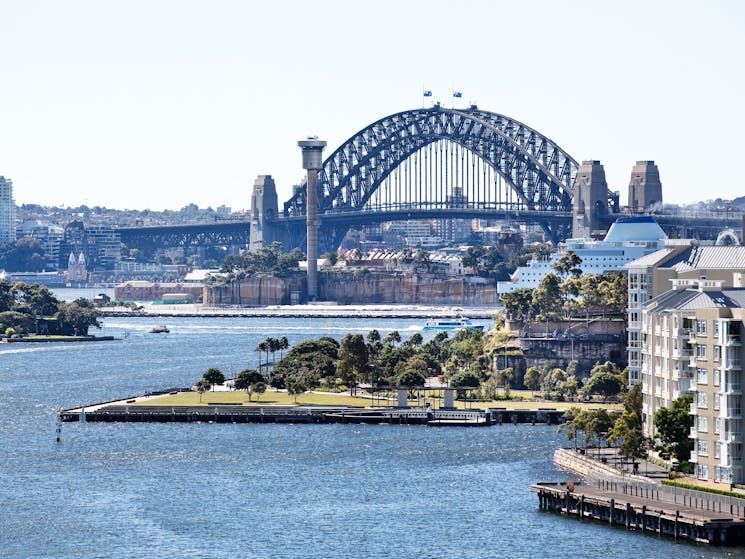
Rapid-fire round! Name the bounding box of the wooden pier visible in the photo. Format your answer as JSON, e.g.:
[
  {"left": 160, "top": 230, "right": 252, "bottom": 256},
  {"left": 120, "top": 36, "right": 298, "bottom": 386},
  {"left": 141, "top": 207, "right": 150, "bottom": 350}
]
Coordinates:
[
  {"left": 531, "top": 482, "right": 745, "bottom": 545},
  {"left": 59, "top": 403, "right": 564, "bottom": 426}
]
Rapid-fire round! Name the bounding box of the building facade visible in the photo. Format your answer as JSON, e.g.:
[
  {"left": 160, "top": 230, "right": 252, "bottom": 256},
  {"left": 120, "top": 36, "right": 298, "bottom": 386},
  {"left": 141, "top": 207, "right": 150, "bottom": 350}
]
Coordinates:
[
  {"left": 0, "top": 176, "right": 16, "bottom": 246},
  {"left": 641, "top": 280, "right": 745, "bottom": 485},
  {"left": 626, "top": 244, "right": 745, "bottom": 385}
]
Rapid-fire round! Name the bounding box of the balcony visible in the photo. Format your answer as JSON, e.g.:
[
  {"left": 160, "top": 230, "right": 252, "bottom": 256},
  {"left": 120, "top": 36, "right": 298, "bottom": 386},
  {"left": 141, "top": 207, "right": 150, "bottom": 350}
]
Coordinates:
[
  {"left": 729, "top": 456, "right": 743, "bottom": 466},
  {"left": 690, "top": 427, "right": 698, "bottom": 438},
  {"left": 726, "top": 335, "right": 742, "bottom": 347},
  {"left": 724, "top": 359, "right": 743, "bottom": 371},
  {"left": 690, "top": 403, "right": 697, "bottom": 414},
  {"left": 723, "top": 407, "right": 743, "bottom": 419},
  {"left": 677, "top": 378, "right": 693, "bottom": 393},
  {"left": 725, "top": 432, "right": 744, "bottom": 443},
  {"left": 688, "top": 330, "right": 697, "bottom": 343},
  {"left": 725, "top": 383, "right": 743, "bottom": 395}
]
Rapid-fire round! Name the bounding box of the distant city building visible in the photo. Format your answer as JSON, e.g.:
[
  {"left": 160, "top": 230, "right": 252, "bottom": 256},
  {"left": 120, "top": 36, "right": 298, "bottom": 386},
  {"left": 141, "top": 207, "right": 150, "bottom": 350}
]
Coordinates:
[
  {"left": 640, "top": 279, "right": 745, "bottom": 485},
  {"left": 66, "top": 251, "right": 88, "bottom": 283},
  {"left": 498, "top": 216, "right": 667, "bottom": 295},
  {"left": 626, "top": 244, "right": 745, "bottom": 385},
  {"left": 57, "top": 220, "right": 122, "bottom": 271},
  {"left": 0, "top": 176, "right": 16, "bottom": 246},
  {"left": 16, "top": 219, "right": 64, "bottom": 269}
]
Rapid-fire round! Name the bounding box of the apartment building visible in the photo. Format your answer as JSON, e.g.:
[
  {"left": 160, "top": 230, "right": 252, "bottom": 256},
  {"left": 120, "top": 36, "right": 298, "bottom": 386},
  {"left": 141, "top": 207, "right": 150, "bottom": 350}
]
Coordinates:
[
  {"left": 641, "top": 279, "right": 745, "bottom": 485},
  {"left": 626, "top": 244, "right": 745, "bottom": 385},
  {"left": 0, "top": 176, "right": 16, "bottom": 246}
]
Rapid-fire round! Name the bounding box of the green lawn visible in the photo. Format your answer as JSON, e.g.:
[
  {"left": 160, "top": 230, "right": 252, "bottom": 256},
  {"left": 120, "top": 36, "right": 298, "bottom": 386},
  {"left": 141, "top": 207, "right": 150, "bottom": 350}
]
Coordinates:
[{"left": 142, "top": 389, "right": 621, "bottom": 410}]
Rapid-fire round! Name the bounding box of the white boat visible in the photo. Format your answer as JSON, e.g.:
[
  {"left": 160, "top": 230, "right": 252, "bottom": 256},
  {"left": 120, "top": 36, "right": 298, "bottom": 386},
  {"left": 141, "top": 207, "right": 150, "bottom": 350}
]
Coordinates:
[{"left": 423, "top": 317, "right": 483, "bottom": 331}]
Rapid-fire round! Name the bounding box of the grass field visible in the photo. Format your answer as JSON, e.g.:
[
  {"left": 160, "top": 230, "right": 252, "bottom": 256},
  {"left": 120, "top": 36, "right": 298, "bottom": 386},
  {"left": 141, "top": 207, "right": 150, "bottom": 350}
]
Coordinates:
[{"left": 142, "top": 389, "right": 621, "bottom": 410}]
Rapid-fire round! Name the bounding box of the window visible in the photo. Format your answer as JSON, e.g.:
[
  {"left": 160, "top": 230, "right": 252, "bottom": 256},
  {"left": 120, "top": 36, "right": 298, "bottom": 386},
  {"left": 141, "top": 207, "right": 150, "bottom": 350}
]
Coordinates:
[
  {"left": 696, "top": 344, "right": 708, "bottom": 360},
  {"left": 697, "top": 392, "right": 708, "bottom": 408},
  {"left": 697, "top": 368, "right": 708, "bottom": 384},
  {"left": 697, "top": 415, "right": 708, "bottom": 432},
  {"left": 714, "top": 369, "right": 720, "bottom": 386},
  {"left": 714, "top": 346, "right": 721, "bottom": 361},
  {"left": 714, "top": 321, "right": 720, "bottom": 338},
  {"left": 697, "top": 440, "right": 708, "bottom": 456},
  {"left": 714, "top": 393, "right": 721, "bottom": 410},
  {"left": 696, "top": 319, "right": 708, "bottom": 336},
  {"left": 697, "top": 464, "right": 709, "bottom": 480},
  {"left": 715, "top": 442, "right": 721, "bottom": 459},
  {"left": 715, "top": 416, "right": 721, "bottom": 434}
]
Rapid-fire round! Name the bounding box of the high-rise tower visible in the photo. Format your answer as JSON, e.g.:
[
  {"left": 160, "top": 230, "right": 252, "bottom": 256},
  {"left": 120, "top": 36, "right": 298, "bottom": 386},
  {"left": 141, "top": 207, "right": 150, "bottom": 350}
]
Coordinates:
[{"left": 0, "top": 176, "right": 16, "bottom": 246}]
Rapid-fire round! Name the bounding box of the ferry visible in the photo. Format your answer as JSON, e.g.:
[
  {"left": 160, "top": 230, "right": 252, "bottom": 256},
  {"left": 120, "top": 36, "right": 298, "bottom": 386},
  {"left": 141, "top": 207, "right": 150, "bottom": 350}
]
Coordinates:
[
  {"left": 149, "top": 325, "right": 170, "bottom": 334},
  {"left": 423, "top": 317, "right": 483, "bottom": 331}
]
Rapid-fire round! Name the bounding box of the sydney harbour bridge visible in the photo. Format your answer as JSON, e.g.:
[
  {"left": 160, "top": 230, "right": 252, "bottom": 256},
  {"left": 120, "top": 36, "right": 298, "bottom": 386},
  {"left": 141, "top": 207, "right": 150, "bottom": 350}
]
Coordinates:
[{"left": 117, "top": 105, "right": 743, "bottom": 256}]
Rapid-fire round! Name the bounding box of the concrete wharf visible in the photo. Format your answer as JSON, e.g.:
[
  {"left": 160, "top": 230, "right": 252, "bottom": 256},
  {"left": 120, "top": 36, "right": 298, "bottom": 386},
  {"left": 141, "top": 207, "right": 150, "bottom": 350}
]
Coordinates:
[{"left": 532, "top": 481, "right": 745, "bottom": 545}]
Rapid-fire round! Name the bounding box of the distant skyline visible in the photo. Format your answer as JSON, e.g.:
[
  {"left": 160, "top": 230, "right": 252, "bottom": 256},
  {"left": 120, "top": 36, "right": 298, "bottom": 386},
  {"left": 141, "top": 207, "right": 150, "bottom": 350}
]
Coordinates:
[{"left": 1, "top": 0, "right": 743, "bottom": 212}]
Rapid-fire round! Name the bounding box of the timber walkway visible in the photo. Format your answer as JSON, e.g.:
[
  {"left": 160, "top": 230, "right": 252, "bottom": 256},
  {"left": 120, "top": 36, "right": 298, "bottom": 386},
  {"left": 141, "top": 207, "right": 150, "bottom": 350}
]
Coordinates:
[
  {"left": 59, "top": 403, "right": 565, "bottom": 426},
  {"left": 532, "top": 481, "right": 745, "bottom": 545}
]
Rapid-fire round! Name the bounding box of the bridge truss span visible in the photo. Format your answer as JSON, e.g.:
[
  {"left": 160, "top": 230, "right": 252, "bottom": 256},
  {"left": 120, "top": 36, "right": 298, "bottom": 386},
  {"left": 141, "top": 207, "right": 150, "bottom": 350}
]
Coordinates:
[{"left": 284, "top": 106, "right": 580, "bottom": 226}]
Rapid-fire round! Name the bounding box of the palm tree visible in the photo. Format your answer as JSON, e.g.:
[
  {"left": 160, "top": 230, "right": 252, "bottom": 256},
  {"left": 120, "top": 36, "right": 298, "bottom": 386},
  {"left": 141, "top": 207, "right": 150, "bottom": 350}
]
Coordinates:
[
  {"left": 268, "top": 337, "right": 280, "bottom": 367},
  {"left": 279, "top": 336, "right": 289, "bottom": 359},
  {"left": 256, "top": 341, "right": 269, "bottom": 370}
]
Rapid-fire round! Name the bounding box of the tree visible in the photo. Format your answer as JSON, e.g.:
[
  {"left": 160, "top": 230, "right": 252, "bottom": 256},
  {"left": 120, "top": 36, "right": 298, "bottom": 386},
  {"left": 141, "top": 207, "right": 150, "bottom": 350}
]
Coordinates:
[
  {"left": 252, "top": 381, "right": 267, "bottom": 403},
  {"left": 0, "top": 238, "right": 47, "bottom": 272},
  {"left": 586, "top": 409, "right": 616, "bottom": 450},
  {"left": 497, "top": 367, "right": 514, "bottom": 396},
  {"left": 609, "top": 383, "right": 646, "bottom": 461},
  {"left": 384, "top": 330, "right": 401, "bottom": 345},
  {"left": 552, "top": 250, "right": 583, "bottom": 278},
  {"left": 583, "top": 370, "right": 624, "bottom": 400},
  {"left": 654, "top": 394, "right": 694, "bottom": 462},
  {"left": 337, "top": 333, "right": 370, "bottom": 391},
  {"left": 287, "top": 379, "right": 307, "bottom": 403},
  {"left": 235, "top": 369, "right": 265, "bottom": 398},
  {"left": 524, "top": 367, "right": 541, "bottom": 394},
  {"left": 450, "top": 370, "right": 481, "bottom": 388},
  {"left": 532, "top": 273, "right": 562, "bottom": 317},
  {"left": 278, "top": 336, "right": 289, "bottom": 359},
  {"left": 558, "top": 407, "right": 589, "bottom": 450},
  {"left": 56, "top": 298, "right": 101, "bottom": 336},
  {"left": 195, "top": 379, "right": 211, "bottom": 402},
  {"left": 396, "top": 369, "right": 426, "bottom": 388},
  {"left": 408, "top": 332, "right": 423, "bottom": 346},
  {"left": 202, "top": 367, "right": 225, "bottom": 391},
  {"left": 500, "top": 288, "right": 534, "bottom": 321}
]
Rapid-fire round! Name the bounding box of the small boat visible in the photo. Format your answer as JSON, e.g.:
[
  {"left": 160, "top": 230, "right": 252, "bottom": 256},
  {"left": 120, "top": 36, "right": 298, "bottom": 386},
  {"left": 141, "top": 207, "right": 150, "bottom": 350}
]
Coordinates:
[
  {"left": 423, "top": 317, "right": 483, "bottom": 331},
  {"left": 149, "top": 325, "right": 169, "bottom": 334}
]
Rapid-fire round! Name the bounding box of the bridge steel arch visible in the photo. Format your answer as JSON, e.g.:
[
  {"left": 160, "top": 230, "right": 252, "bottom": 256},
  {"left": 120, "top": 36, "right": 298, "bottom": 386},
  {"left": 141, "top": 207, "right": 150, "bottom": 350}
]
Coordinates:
[{"left": 283, "top": 106, "right": 583, "bottom": 244}]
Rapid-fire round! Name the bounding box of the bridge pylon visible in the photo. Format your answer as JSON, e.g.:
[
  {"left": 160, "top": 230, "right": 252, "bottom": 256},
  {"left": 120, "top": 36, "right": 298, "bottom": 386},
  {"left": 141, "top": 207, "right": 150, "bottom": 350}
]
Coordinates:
[
  {"left": 249, "top": 175, "right": 279, "bottom": 251},
  {"left": 572, "top": 160, "right": 610, "bottom": 238}
]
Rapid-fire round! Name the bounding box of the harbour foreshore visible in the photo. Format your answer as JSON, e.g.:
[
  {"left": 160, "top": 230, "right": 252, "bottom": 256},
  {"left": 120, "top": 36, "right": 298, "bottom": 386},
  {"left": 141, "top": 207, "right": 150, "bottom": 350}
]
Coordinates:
[{"left": 101, "top": 303, "right": 501, "bottom": 319}]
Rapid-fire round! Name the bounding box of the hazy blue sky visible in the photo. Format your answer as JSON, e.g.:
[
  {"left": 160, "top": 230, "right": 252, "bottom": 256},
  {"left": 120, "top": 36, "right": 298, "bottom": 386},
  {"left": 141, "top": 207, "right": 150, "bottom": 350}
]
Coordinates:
[{"left": 1, "top": 0, "right": 742, "bottom": 211}]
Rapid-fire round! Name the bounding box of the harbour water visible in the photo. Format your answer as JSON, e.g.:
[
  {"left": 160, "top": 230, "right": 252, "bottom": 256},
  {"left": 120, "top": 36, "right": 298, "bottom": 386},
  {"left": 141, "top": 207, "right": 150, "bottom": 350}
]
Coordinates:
[{"left": 1, "top": 314, "right": 743, "bottom": 558}]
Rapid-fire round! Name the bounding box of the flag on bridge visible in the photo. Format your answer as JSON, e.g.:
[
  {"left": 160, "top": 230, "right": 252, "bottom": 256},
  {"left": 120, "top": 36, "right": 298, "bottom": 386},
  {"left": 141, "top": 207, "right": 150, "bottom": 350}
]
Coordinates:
[
  {"left": 423, "top": 90, "right": 432, "bottom": 97},
  {"left": 453, "top": 91, "right": 463, "bottom": 98}
]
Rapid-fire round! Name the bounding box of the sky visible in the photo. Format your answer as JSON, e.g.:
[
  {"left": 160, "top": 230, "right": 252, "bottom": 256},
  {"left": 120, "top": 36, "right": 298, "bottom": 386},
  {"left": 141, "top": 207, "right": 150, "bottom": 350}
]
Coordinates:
[{"left": 1, "top": 0, "right": 743, "bottom": 212}]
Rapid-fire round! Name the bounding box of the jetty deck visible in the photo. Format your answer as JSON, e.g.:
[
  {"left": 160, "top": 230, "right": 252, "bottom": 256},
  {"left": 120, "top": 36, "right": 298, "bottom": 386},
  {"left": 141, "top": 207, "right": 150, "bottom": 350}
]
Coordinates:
[
  {"left": 532, "top": 481, "right": 745, "bottom": 545},
  {"left": 60, "top": 401, "right": 564, "bottom": 426}
]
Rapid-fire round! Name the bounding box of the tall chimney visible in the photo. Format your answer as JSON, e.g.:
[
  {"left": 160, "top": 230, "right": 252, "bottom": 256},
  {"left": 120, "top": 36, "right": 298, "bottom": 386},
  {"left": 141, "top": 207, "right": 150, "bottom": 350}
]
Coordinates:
[{"left": 297, "top": 138, "right": 327, "bottom": 301}]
